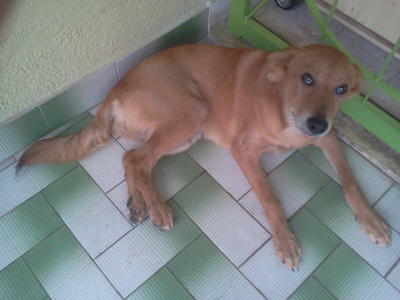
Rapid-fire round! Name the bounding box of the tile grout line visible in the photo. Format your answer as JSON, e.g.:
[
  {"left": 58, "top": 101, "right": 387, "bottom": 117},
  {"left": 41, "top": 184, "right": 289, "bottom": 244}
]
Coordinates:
[
  {"left": 21, "top": 256, "right": 51, "bottom": 299},
  {"left": 371, "top": 181, "right": 400, "bottom": 236},
  {"left": 264, "top": 150, "right": 298, "bottom": 176},
  {"left": 372, "top": 181, "right": 395, "bottom": 208},
  {"left": 105, "top": 177, "right": 126, "bottom": 194},
  {"left": 304, "top": 207, "right": 400, "bottom": 294},
  {"left": 0, "top": 164, "right": 80, "bottom": 219},
  {"left": 41, "top": 187, "right": 126, "bottom": 298},
  {"left": 385, "top": 257, "right": 400, "bottom": 278},
  {"left": 236, "top": 188, "right": 252, "bottom": 202},
  {"left": 122, "top": 233, "right": 204, "bottom": 299},
  {"left": 172, "top": 198, "right": 268, "bottom": 300},
  {"left": 0, "top": 222, "right": 65, "bottom": 274},
  {"left": 171, "top": 160, "right": 274, "bottom": 267},
  {"left": 0, "top": 156, "right": 16, "bottom": 172},
  {"left": 238, "top": 237, "right": 272, "bottom": 269},
  {"left": 286, "top": 178, "right": 333, "bottom": 222},
  {"left": 89, "top": 156, "right": 207, "bottom": 261},
  {"left": 38, "top": 106, "right": 51, "bottom": 131},
  {"left": 186, "top": 148, "right": 253, "bottom": 202},
  {"left": 182, "top": 148, "right": 335, "bottom": 289},
  {"left": 237, "top": 175, "right": 332, "bottom": 271},
  {"left": 240, "top": 183, "right": 343, "bottom": 292},
  {"left": 78, "top": 159, "right": 134, "bottom": 223},
  {"left": 66, "top": 226, "right": 125, "bottom": 299},
  {"left": 236, "top": 199, "right": 272, "bottom": 234},
  {"left": 94, "top": 227, "right": 134, "bottom": 260},
  {"left": 186, "top": 147, "right": 268, "bottom": 201},
  {"left": 115, "top": 137, "right": 128, "bottom": 151},
  {"left": 297, "top": 150, "right": 341, "bottom": 184},
  {"left": 310, "top": 274, "right": 340, "bottom": 300},
  {"left": 165, "top": 266, "right": 196, "bottom": 300},
  {"left": 286, "top": 241, "right": 344, "bottom": 300}
]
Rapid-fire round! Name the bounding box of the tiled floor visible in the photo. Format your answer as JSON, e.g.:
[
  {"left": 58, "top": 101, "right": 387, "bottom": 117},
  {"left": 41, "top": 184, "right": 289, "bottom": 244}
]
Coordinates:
[{"left": 1, "top": 111, "right": 400, "bottom": 300}]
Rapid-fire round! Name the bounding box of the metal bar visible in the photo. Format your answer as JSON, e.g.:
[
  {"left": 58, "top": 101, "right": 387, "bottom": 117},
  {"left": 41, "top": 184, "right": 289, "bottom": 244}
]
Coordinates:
[
  {"left": 245, "top": 0, "right": 270, "bottom": 20},
  {"left": 341, "top": 96, "right": 400, "bottom": 152},
  {"left": 304, "top": 0, "right": 400, "bottom": 103},
  {"left": 320, "top": 0, "right": 339, "bottom": 42},
  {"left": 229, "top": 0, "right": 288, "bottom": 52},
  {"left": 362, "top": 36, "right": 400, "bottom": 103},
  {"left": 228, "top": 0, "right": 252, "bottom": 38},
  {"left": 228, "top": 0, "right": 400, "bottom": 152},
  {"left": 325, "top": 0, "right": 338, "bottom": 27}
]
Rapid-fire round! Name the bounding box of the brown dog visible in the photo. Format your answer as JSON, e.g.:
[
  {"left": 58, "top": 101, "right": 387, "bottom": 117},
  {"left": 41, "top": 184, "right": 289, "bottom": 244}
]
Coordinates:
[{"left": 18, "top": 44, "right": 391, "bottom": 268}]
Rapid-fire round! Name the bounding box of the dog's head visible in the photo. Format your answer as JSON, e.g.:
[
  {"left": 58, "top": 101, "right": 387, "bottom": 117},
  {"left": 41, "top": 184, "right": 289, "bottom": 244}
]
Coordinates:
[{"left": 265, "top": 44, "right": 362, "bottom": 137}]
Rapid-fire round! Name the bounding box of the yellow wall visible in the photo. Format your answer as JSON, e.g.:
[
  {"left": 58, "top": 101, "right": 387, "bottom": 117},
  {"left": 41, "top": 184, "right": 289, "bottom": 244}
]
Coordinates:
[
  {"left": 324, "top": 0, "right": 400, "bottom": 44},
  {"left": 0, "top": 0, "right": 210, "bottom": 122}
]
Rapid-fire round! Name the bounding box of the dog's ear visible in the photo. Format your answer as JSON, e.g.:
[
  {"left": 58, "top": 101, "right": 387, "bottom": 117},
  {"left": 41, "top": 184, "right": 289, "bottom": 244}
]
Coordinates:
[{"left": 265, "top": 47, "right": 298, "bottom": 82}]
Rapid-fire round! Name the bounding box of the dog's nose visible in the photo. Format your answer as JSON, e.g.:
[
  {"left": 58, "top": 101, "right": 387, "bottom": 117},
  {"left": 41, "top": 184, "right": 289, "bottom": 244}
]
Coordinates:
[{"left": 306, "top": 117, "right": 328, "bottom": 135}]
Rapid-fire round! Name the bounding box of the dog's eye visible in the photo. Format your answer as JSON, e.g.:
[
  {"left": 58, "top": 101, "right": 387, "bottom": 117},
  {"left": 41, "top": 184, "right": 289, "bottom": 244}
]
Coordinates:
[
  {"left": 301, "top": 73, "right": 314, "bottom": 86},
  {"left": 335, "top": 84, "right": 347, "bottom": 95}
]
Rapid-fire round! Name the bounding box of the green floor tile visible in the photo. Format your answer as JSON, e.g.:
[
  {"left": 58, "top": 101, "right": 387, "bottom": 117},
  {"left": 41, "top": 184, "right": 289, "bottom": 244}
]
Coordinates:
[
  {"left": 24, "top": 227, "right": 120, "bottom": 300},
  {"left": 307, "top": 182, "right": 400, "bottom": 275},
  {"left": 95, "top": 200, "right": 200, "bottom": 298},
  {"left": 0, "top": 161, "right": 77, "bottom": 218},
  {"left": 42, "top": 167, "right": 131, "bottom": 258},
  {"left": 0, "top": 193, "right": 63, "bottom": 270},
  {"left": 153, "top": 152, "right": 203, "bottom": 201},
  {"left": 300, "top": 144, "right": 392, "bottom": 204},
  {"left": 0, "top": 108, "right": 49, "bottom": 161},
  {"left": 240, "top": 209, "right": 340, "bottom": 300},
  {"left": 126, "top": 267, "right": 193, "bottom": 300},
  {"left": 240, "top": 153, "right": 330, "bottom": 232},
  {"left": 314, "top": 244, "right": 400, "bottom": 300},
  {"left": 168, "top": 235, "right": 264, "bottom": 300},
  {"left": 266, "top": 152, "right": 330, "bottom": 221},
  {"left": 375, "top": 185, "right": 400, "bottom": 233},
  {"left": 173, "top": 173, "right": 269, "bottom": 266},
  {"left": 288, "top": 276, "right": 335, "bottom": 300},
  {"left": 0, "top": 258, "right": 48, "bottom": 300},
  {"left": 59, "top": 114, "right": 93, "bottom": 136}
]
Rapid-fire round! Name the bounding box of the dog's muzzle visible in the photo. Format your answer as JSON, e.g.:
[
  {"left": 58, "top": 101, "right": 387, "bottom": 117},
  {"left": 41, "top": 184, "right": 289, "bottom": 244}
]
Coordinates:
[
  {"left": 294, "top": 114, "right": 330, "bottom": 137},
  {"left": 306, "top": 116, "right": 328, "bottom": 135}
]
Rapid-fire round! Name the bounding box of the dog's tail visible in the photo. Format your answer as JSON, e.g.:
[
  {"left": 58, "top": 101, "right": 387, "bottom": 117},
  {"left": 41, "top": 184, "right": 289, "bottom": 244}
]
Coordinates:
[{"left": 17, "top": 94, "right": 115, "bottom": 172}]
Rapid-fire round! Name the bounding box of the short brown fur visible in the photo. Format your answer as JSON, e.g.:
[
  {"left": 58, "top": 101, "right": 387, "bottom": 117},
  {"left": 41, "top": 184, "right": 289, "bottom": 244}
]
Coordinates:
[{"left": 18, "top": 44, "right": 390, "bottom": 268}]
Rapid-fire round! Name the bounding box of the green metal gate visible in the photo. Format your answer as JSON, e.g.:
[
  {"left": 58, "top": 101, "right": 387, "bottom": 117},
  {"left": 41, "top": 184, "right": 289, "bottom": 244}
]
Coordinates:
[{"left": 228, "top": 0, "right": 400, "bottom": 152}]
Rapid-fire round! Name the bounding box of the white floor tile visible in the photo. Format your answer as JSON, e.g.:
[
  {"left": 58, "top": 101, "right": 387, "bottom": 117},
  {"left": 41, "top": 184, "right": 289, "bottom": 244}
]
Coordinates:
[{"left": 80, "top": 141, "right": 126, "bottom": 192}]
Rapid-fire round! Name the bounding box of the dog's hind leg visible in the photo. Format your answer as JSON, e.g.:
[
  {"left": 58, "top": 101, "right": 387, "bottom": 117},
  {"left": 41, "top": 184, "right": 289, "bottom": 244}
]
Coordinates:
[
  {"left": 122, "top": 93, "right": 206, "bottom": 228},
  {"left": 123, "top": 125, "right": 201, "bottom": 230}
]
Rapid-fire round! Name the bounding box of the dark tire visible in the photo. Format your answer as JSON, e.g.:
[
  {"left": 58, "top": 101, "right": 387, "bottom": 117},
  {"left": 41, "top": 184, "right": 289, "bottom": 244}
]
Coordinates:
[{"left": 274, "top": 0, "right": 298, "bottom": 10}]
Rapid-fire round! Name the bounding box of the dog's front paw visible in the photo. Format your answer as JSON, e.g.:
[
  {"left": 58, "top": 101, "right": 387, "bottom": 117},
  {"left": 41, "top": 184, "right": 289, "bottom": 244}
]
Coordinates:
[
  {"left": 355, "top": 208, "right": 391, "bottom": 246},
  {"left": 273, "top": 227, "right": 301, "bottom": 270},
  {"left": 148, "top": 203, "right": 174, "bottom": 231}
]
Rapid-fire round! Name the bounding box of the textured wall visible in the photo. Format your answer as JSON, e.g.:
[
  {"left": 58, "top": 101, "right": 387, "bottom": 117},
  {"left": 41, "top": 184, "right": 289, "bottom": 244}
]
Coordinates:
[
  {"left": 0, "top": 0, "right": 210, "bottom": 123},
  {"left": 324, "top": 0, "right": 400, "bottom": 43}
]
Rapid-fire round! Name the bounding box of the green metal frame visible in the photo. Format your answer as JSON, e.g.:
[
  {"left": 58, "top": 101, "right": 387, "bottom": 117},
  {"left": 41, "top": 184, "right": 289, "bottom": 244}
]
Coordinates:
[{"left": 228, "top": 0, "right": 400, "bottom": 152}]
